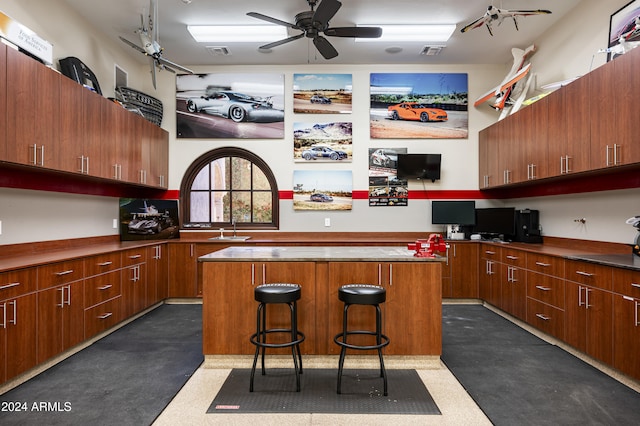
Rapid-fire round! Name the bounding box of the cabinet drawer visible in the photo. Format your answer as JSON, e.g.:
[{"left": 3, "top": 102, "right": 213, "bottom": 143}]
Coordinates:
[
  {"left": 612, "top": 268, "right": 640, "bottom": 298},
  {"left": 481, "top": 245, "right": 501, "bottom": 259},
  {"left": 565, "top": 260, "right": 612, "bottom": 290},
  {"left": 85, "top": 270, "right": 121, "bottom": 309},
  {"left": 527, "top": 253, "right": 563, "bottom": 277},
  {"left": 122, "top": 249, "right": 146, "bottom": 267},
  {"left": 0, "top": 268, "right": 37, "bottom": 300},
  {"left": 526, "top": 297, "right": 564, "bottom": 340},
  {"left": 84, "top": 296, "right": 122, "bottom": 339},
  {"left": 527, "top": 272, "right": 565, "bottom": 309},
  {"left": 37, "top": 259, "right": 84, "bottom": 289},
  {"left": 502, "top": 248, "right": 526, "bottom": 267},
  {"left": 84, "top": 252, "right": 121, "bottom": 277}
]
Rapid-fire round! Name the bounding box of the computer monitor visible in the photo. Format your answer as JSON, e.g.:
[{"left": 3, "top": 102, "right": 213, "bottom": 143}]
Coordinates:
[
  {"left": 474, "top": 207, "right": 516, "bottom": 239},
  {"left": 431, "top": 201, "right": 476, "bottom": 225}
]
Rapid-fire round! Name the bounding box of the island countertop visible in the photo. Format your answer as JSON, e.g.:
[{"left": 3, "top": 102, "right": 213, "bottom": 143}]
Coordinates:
[{"left": 198, "top": 245, "right": 446, "bottom": 262}]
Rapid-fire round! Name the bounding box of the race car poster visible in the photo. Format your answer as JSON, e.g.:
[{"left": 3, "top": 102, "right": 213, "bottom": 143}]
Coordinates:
[
  {"left": 369, "top": 73, "right": 468, "bottom": 139},
  {"left": 119, "top": 199, "right": 180, "bottom": 241},
  {"left": 292, "top": 170, "right": 352, "bottom": 211},
  {"left": 368, "top": 147, "right": 408, "bottom": 207},
  {"left": 175, "top": 73, "right": 284, "bottom": 139},
  {"left": 293, "top": 73, "right": 352, "bottom": 114},
  {"left": 293, "top": 121, "right": 352, "bottom": 163}
]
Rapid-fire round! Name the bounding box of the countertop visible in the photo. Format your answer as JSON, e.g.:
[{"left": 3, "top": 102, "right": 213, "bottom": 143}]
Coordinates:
[
  {"left": 198, "top": 245, "right": 446, "bottom": 262},
  {"left": 565, "top": 253, "right": 640, "bottom": 271}
]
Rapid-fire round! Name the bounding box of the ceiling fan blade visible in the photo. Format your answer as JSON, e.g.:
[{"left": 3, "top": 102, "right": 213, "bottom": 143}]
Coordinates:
[
  {"left": 325, "top": 26, "right": 382, "bottom": 38},
  {"left": 313, "top": 35, "right": 338, "bottom": 59},
  {"left": 313, "top": 0, "right": 342, "bottom": 28},
  {"left": 247, "top": 12, "right": 301, "bottom": 30},
  {"left": 259, "top": 33, "right": 305, "bottom": 50}
]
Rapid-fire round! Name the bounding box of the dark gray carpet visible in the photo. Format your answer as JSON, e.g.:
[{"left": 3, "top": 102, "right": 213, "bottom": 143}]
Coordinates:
[
  {"left": 442, "top": 304, "right": 640, "bottom": 426},
  {"left": 208, "top": 368, "right": 440, "bottom": 415},
  {"left": 0, "top": 304, "right": 203, "bottom": 426}
]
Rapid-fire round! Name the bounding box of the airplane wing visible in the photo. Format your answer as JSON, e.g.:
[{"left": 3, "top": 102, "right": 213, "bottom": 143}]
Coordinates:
[
  {"left": 119, "top": 36, "right": 146, "bottom": 54},
  {"left": 474, "top": 63, "right": 532, "bottom": 108},
  {"left": 149, "top": 57, "right": 157, "bottom": 89},
  {"left": 157, "top": 56, "right": 194, "bottom": 75},
  {"left": 460, "top": 15, "right": 489, "bottom": 33},
  {"left": 504, "top": 9, "right": 552, "bottom": 18}
]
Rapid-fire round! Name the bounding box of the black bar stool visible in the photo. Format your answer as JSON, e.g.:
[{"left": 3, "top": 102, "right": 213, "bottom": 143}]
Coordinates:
[
  {"left": 250, "top": 283, "right": 305, "bottom": 392},
  {"left": 333, "top": 284, "right": 390, "bottom": 396}
]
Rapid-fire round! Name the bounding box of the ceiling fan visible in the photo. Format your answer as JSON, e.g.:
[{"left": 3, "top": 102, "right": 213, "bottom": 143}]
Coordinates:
[{"left": 247, "top": 0, "right": 382, "bottom": 60}]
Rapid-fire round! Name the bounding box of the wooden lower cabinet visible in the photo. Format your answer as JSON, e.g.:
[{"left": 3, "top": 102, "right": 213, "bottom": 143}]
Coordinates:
[
  {"left": 612, "top": 294, "right": 640, "bottom": 380},
  {"left": 526, "top": 297, "right": 564, "bottom": 340},
  {"left": 168, "top": 243, "right": 197, "bottom": 297},
  {"left": 202, "top": 261, "right": 316, "bottom": 355},
  {"left": 148, "top": 244, "right": 169, "bottom": 304},
  {"left": 84, "top": 296, "right": 123, "bottom": 339},
  {"left": 442, "top": 242, "right": 478, "bottom": 298},
  {"left": 500, "top": 249, "right": 527, "bottom": 320},
  {"left": 37, "top": 280, "right": 84, "bottom": 364},
  {"left": 479, "top": 246, "right": 501, "bottom": 306},
  {"left": 1, "top": 293, "right": 37, "bottom": 383},
  {"left": 121, "top": 249, "right": 147, "bottom": 318}
]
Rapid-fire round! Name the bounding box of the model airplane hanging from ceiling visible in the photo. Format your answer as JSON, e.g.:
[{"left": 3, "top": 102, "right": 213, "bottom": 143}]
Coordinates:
[
  {"left": 461, "top": 5, "right": 552, "bottom": 36},
  {"left": 119, "top": 0, "right": 193, "bottom": 89}
]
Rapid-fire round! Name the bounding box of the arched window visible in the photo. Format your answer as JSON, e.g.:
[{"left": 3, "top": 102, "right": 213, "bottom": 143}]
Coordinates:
[{"left": 180, "top": 147, "right": 279, "bottom": 229}]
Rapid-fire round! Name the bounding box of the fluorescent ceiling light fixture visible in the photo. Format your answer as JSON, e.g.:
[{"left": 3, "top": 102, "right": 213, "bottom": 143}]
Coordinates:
[
  {"left": 356, "top": 25, "right": 456, "bottom": 42},
  {"left": 187, "top": 25, "right": 288, "bottom": 43}
]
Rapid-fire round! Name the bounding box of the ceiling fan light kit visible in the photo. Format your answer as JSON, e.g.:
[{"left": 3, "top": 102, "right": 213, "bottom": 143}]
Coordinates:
[{"left": 355, "top": 24, "right": 456, "bottom": 43}]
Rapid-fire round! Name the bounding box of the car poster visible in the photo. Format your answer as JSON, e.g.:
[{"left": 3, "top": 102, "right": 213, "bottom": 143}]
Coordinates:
[
  {"left": 175, "top": 73, "right": 284, "bottom": 139},
  {"left": 292, "top": 170, "right": 352, "bottom": 211},
  {"left": 293, "top": 121, "right": 352, "bottom": 163},
  {"left": 369, "top": 73, "right": 468, "bottom": 139},
  {"left": 119, "top": 199, "right": 180, "bottom": 241},
  {"left": 293, "top": 73, "right": 352, "bottom": 114},
  {"left": 368, "top": 147, "right": 408, "bottom": 207}
]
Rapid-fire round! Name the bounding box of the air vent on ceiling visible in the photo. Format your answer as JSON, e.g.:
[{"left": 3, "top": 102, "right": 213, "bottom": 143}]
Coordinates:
[
  {"left": 206, "top": 46, "right": 231, "bottom": 56},
  {"left": 421, "top": 45, "right": 444, "bottom": 56}
]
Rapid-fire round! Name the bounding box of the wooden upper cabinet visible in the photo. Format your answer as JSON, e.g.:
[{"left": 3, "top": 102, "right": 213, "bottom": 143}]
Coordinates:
[
  {"left": 527, "top": 96, "right": 549, "bottom": 180},
  {"left": 0, "top": 42, "right": 6, "bottom": 159},
  {"left": 6, "top": 48, "right": 58, "bottom": 167},
  {"left": 589, "top": 60, "right": 617, "bottom": 170},
  {"left": 612, "top": 47, "right": 640, "bottom": 165},
  {"left": 57, "top": 76, "right": 85, "bottom": 174}
]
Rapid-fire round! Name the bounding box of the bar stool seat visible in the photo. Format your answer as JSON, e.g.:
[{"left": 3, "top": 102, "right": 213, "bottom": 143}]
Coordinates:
[
  {"left": 250, "top": 283, "right": 305, "bottom": 392},
  {"left": 333, "top": 284, "right": 389, "bottom": 395}
]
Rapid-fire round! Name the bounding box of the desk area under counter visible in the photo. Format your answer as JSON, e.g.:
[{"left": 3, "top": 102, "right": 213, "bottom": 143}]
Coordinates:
[{"left": 199, "top": 246, "right": 445, "bottom": 357}]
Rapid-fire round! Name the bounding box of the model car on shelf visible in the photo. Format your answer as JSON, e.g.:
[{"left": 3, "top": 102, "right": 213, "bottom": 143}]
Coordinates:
[
  {"left": 301, "top": 145, "right": 348, "bottom": 161},
  {"left": 310, "top": 193, "right": 333, "bottom": 202},
  {"left": 186, "top": 91, "right": 284, "bottom": 122},
  {"left": 387, "top": 102, "right": 448, "bottom": 122}
]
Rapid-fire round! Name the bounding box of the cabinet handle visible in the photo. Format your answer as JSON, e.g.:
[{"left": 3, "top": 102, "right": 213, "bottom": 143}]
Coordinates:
[
  {"left": 485, "top": 250, "right": 495, "bottom": 255},
  {"left": 32, "top": 144, "right": 38, "bottom": 165},
  {"left": 575, "top": 270, "right": 594, "bottom": 277},
  {"left": 631, "top": 283, "right": 640, "bottom": 289},
  {"left": 57, "top": 287, "right": 65, "bottom": 307},
  {"left": 614, "top": 144, "right": 621, "bottom": 165},
  {"left": 9, "top": 300, "right": 16, "bottom": 325},
  {"left": 535, "top": 262, "right": 550, "bottom": 267},
  {"left": 535, "top": 313, "right": 550, "bottom": 321},
  {"left": 0, "top": 282, "right": 20, "bottom": 290},
  {"left": 128, "top": 254, "right": 142, "bottom": 259},
  {"left": 55, "top": 270, "right": 74, "bottom": 276},
  {"left": 578, "top": 285, "right": 584, "bottom": 307},
  {"left": 378, "top": 264, "right": 382, "bottom": 286},
  {"left": 98, "top": 261, "right": 113, "bottom": 267},
  {"left": 389, "top": 264, "right": 393, "bottom": 286},
  {"left": 65, "top": 285, "right": 71, "bottom": 306},
  {"left": 97, "top": 312, "right": 113, "bottom": 320},
  {"left": 506, "top": 255, "right": 518, "bottom": 260},
  {"left": 560, "top": 156, "right": 564, "bottom": 174},
  {"left": 585, "top": 287, "right": 592, "bottom": 309},
  {"left": 251, "top": 263, "right": 255, "bottom": 285},
  {"left": 262, "top": 264, "right": 266, "bottom": 285},
  {"left": 606, "top": 145, "right": 612, "bottom": 167},
  {"left": 39, "top": 145, "right": 45, "bottom": 166},
  {"left": 0, "top": 302, "right": 6, "bottom": 328},
  {"left": 98, "top": 285, "right": 113, "bottom": 291},
  {"left": 535, "top": 285, "right": 551, "bottom": 291},
  {"left": 530, "top": 163, "right": 536, "bottom": 179}
]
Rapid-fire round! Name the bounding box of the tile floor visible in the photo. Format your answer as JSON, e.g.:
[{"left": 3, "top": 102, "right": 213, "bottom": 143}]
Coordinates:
[{"left": 153, "top": 355, "right": 491, "bottom": 425}]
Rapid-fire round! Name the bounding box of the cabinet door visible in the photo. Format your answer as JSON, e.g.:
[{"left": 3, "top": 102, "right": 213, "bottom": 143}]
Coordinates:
[
  {"left": 5, "top": 48, "right": 58, "bottom": 167},
  {"left": 82, "top": 89, "right": 106, "bottom": 178},
  {"left": 195, "top": 244, "right": 229, "bottom": 297},
  {"left": 147, "top": 244, "right": 169, "bottom": 304},
  {"left": 613, "top": 294, "right": 640, "bottom": 380},
  {"left": 589, "top": 60, "right": 617, "bottom": 169},
  {"left": 2, "top": 293, "right": 37, "bottom": 382},
  {"left": 0, "top": 42, "right": 6, "bottom": 159},
  {"left": 168, "top": 243, "right": 197, "bottom": 297},
  {"left": 526, "top": 96, "right": 549, "bottom": 180},
  {"left": 57, "top": 76, "right": 85, "bottom": 174},
  {"left": 122, "top": 264, "right": 146, "bottom": 318},
  {"left": 450, "top": 243, "right": 478, "bottom": 298},
  {"left": 613, "top": 47, "right": 640, "bottom": 164},
  {"left": 565, "top": 282, "right": 613, "bottom": 364}
]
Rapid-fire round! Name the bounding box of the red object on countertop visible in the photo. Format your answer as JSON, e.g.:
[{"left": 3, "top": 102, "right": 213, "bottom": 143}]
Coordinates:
[{"left": 407, "top": 234, "right": 448, "bottom": 258}]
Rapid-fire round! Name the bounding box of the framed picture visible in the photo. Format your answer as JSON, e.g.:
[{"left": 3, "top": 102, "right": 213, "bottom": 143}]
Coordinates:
[
  {"left": 368, "top": 148, "right": 408, "bottom": 207},
  {"left": 119, "top": 199, "right": 180, "bottom": 241},
  {"left": 293, "top": 73, "right": 352, "bottom": 114},
  {"left": 608, "top": 0, "right": 640, "bottom": 61},
  {"left": 369, "top": 73, "right": 468, "bottom": 139},
  {"left": 293, "top": 121, "right": 352, "bottom": 163},
  {"left": 292, "top": 170, "right": 352, "bottom": 211},
  {"left": 175, "top": 73, "right": 284, "bottom": 138}
]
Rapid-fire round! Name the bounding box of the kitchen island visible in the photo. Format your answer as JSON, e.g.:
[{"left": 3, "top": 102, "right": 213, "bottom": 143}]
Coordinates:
[{"left": 199, "top": 246, "right": 444, "bottom": 356}]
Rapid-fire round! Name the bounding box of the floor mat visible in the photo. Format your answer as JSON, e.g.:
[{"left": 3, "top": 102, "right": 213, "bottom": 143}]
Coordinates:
[{"left": 207, "top": 368, "right": 440, "bottom": 415}]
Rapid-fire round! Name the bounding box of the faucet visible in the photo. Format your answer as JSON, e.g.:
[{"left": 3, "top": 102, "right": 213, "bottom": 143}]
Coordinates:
[{"left": 232, "top": 218, "right": 237, "bottom": 237}]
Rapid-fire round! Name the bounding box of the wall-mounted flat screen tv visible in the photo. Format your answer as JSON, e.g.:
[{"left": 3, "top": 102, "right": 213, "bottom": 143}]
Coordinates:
[
  {"left": 431, "top": 200, "right": 476, "bottom": 225},
  {"left": 396, "top": 153, "right": 441, "bottom": 182},
  {"left": 474, "top": 207, "right": 516, "bottom": 237}
]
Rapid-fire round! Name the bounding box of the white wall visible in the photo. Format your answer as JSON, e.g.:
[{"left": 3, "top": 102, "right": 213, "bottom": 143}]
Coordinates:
[{"left": 0, "top": 0, "right": 638, "bottom": 246}]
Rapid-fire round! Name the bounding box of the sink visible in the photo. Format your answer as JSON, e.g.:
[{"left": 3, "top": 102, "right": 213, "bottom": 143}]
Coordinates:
[{"left": 209, "top": 236, "right": 251, "bottom": 241}]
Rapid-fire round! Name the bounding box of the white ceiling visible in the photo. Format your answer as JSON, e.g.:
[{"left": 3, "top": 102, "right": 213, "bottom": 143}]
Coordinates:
[{"left": 61, "top": 0, "right": 582, "bottom": 66}]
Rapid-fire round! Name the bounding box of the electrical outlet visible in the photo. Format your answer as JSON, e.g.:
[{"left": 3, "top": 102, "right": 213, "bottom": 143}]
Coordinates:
[
  {"left": 113, "top": 218, "right": 118, "bottom": 229},
  {"left": 324, "top": 218, "right": 331, "bottom": 227}
]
